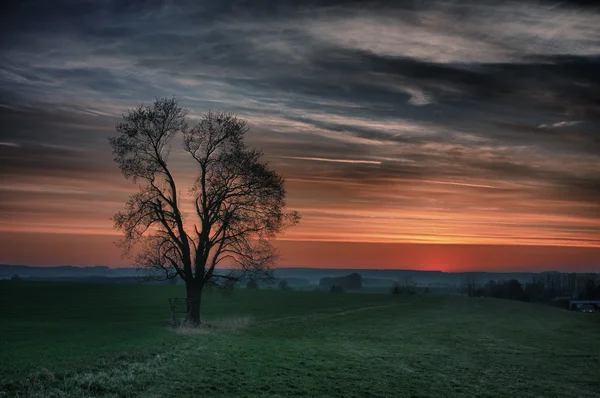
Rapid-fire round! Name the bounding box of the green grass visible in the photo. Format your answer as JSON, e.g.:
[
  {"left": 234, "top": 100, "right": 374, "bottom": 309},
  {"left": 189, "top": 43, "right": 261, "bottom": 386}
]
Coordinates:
[{"left": 1, "top": 281, "right": 599, "bottom": 397}]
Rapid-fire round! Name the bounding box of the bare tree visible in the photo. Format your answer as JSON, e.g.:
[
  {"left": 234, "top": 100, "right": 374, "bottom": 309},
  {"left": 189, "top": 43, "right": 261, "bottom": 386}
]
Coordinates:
[
  {"left": 109, "top": 98, "right": 299, "bottom": 325},
  {"left": 393, "top": 276, "right": 417, "bottom": 295},
  {"left": 406, "top": 276, "right": 417, "bottom": 294},
  {"left": 462, "top": 277, "right": 479, "bottom": 297}
]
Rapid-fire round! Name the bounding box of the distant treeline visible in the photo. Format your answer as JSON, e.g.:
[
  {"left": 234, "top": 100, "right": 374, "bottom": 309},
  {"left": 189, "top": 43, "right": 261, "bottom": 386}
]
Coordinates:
[
  {"left": 0, "top": 265, "right": 139, "bottom": 280},
  {"left": 363, "top": 277, "right": 397, "bottom": 287},
  {"left": 242, "top": 277, "right": 310, "bottom": 288},
  {"left": 319, "top": 273, "right": 363, "bottom": 291},
  {"left": 7, "top": 276, "right": 153, "bottom": 284},
  {"left": 278, "top": 277, "right": 310, "bottom": 287},
  {"left": 4, "top": 265, "right": 553, "bottom": 289},
  {"left": 464, "top": 272, "right": 600, "bottom": 304}
]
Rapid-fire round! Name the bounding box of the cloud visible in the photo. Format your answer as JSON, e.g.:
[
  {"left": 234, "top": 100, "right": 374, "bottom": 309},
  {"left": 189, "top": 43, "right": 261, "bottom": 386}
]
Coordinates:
[
  {"left": 538, "top": 120, "right": 583, "bottom": 128},
  {"left": 305, "top": 2, "right": 600, "bottom": 63},
  {"left": 280, "top": 156, "right": 382, "bottom": 165},
  {"left": 0, "top": 0, "right": 599, "bottom": 249}
]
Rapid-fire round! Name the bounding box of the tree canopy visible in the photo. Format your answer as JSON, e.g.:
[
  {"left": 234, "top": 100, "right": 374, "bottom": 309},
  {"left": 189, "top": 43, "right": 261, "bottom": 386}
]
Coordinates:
[{"left": 109, "top": 97, "right": 299, "bottom": 324}]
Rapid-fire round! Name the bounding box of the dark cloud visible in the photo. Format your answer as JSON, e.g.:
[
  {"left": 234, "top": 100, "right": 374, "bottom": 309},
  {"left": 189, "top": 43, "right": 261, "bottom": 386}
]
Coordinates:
[
  {"left": 0, "top": 142, "right": 119, "bottom": 183},
  {"left": 0, "top": 0, "right": 599, "bottom": 247},
  {"left": 303, "top": 48, "right": 600, "bottom": 119},
  {"left": 0, "top": 106, "right": 119, "bottom": 146}
]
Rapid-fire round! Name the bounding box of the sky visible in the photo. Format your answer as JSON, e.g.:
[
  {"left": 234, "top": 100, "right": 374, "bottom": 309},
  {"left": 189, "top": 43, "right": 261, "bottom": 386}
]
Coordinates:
[{"left": 0, "top": 0, "right": 599, "bottom": 271}]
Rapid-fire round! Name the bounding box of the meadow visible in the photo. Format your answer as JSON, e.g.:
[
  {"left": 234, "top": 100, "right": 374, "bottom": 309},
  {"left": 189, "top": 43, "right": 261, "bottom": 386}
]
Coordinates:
[{"left": 1, "top": 281, "right": 599, "bottom": 397}]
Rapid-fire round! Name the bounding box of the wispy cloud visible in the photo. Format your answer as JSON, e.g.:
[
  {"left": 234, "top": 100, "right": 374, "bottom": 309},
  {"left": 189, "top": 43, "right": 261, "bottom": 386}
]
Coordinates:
[
  {"left": 538, "top": 120, "right": 583, "bottom": 128},
  {"left": 0, "top": 0, "right": 599, "bottom": 256},
  {"left": 281, "top": 156, "right": 382, "bottom": 165},
  {"left": 305, "top": 2, "right": 600, "bottom": 64},
  {"left": 420, "top": 180, "right": 496, "bottom": 189}
]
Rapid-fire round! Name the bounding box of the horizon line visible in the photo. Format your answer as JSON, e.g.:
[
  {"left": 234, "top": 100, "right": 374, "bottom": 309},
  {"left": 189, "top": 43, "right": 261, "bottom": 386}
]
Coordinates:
[{"left": 2, "top": 263, "right": 598, "bottom": 274}]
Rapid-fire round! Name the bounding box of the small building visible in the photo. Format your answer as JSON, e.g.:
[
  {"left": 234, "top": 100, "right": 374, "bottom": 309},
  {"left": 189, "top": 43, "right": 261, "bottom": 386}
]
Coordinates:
[{"left": 569, "top": 300, "right": 600, "bottom": 311}]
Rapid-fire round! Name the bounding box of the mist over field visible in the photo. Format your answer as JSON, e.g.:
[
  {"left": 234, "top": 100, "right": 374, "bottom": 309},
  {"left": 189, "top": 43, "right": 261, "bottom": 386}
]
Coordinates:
[{"left": 0, "top": 263, "right": 550, "bottom": 286}]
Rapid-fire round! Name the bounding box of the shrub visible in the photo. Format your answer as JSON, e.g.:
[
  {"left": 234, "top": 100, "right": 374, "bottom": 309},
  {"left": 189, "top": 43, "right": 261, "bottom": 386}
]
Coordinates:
[
  {"left": 218, "top": 279, "right": 236, "bottom": 297},
  {"left": 390, "top": 278, "right": 417, "bottom": 295},
  {"left": 246, "top": 279, "right": 259, "bottom": 290},
  {"left": 330, "top": 284, "right": 345, "bottom": 293},
  {"left": 277, "top": 280, "right": 290, "bottom": 291},
  {"left": 319, "top": 273, "right": 363, "bottom": 291}
]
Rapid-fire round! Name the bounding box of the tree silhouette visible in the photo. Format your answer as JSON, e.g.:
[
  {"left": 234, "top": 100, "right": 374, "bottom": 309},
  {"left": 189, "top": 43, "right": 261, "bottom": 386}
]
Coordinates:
[
  {"left": 318, "top": 273, "right": 363, "bottom": 290},
  {"left": 277, "top": 279, "right": 290, "bottom": 290},
  {"left": 109, "top": 98, "right": 299, "bottom": 325},
  {"left": 391, "top": 276, "right": 417, "bottom": 295}
]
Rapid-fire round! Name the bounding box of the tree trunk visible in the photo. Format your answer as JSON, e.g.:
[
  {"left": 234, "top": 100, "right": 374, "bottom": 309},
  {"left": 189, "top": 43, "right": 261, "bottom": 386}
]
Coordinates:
[{"left": 186, "top": 281, "right": 204, "bottom": 326}]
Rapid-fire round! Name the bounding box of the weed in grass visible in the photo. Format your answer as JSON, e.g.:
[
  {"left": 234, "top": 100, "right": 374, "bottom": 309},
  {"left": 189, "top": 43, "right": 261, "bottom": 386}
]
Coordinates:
[{"left": 169, "top": 316, "right": 253, "bottom": 335}]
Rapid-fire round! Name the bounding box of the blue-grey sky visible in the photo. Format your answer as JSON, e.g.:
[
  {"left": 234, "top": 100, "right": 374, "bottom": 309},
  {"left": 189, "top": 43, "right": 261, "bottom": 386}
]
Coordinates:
[{"left": 1, "top": 0, "right": 599, "bottom": 269}]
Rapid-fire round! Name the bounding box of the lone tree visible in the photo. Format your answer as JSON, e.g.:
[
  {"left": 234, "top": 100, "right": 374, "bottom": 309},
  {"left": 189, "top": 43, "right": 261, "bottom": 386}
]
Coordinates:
[{"left": 109, "top": 98, "right": 299, "bottom": 325}]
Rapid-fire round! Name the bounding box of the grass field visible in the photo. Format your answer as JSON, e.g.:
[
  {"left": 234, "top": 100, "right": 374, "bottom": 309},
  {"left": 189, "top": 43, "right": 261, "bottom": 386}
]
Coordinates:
[{"left": 1, "top": 281, "right": 599, "bottom": 397}]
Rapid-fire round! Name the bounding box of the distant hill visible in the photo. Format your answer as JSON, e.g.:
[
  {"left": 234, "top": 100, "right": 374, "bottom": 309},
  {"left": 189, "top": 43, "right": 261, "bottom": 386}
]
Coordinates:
[
  {"left": 0, "top": 265, "right": 139, "bottom": 280},
  {"left": 1, "top": 264, "right": 554, "bottom": 287},
  {"left": 272, "top": 267, "right": 540, "bottom": 286}
]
